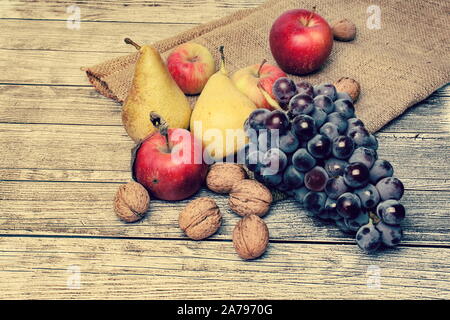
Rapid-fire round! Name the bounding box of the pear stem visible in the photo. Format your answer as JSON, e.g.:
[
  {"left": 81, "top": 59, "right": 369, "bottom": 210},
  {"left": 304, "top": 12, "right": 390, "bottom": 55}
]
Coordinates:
[
  {"left": 218, "top": 46, "right": 226, "bottom": 73},
  {"left": 257, "top": 59, "right": 268, "bottom": 78},
  {"left": 150, "top": 112, "right": 170, "bottom": 150},
  {"left": 305, "top": 6, "right": 316, "bottom": 27},
  {"left": 124, "top": 38, "right": 141, "bottom": 50}
]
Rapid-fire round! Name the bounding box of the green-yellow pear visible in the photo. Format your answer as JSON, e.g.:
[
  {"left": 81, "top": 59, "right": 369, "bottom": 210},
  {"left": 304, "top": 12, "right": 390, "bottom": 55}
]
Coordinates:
[
  {"left": 190, "top": 47, "right": 256, "bottom": 160},
  {"left": 122, "top": 38, "right": 192, "bottom": 142}
]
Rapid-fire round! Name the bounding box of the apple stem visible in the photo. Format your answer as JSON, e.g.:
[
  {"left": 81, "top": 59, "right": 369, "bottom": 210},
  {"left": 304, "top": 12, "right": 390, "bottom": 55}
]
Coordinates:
[
  {"left": 124, "top": 38, "right": 141, "bottom": 50},
  {"left": 305, "top": 6, "right": 316, "bottom": 27},
  {"left": 150, "top": 112, "right": 170, "bottom": 150},
  {"left": 257, "top": 59, "right": 268, "bottom": 78}
]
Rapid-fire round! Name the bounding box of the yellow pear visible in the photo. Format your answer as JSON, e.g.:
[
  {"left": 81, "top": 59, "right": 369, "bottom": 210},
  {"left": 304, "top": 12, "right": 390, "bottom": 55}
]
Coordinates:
[
  {"left": 122, "top": 38, "right": 192, "bottom": 142},
  {"left": 190, "top": 47, "right": 256, "bottom": 160}
]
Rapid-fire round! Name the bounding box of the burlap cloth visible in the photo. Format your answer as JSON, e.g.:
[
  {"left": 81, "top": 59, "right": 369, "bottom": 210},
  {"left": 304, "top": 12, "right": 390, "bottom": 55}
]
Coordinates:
[{"left": 85, "top": 0, "right": 449, "bottom": 133}]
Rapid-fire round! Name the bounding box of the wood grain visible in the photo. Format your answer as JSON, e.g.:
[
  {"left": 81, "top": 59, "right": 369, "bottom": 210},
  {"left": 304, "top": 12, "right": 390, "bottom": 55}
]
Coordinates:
[
  {"left": 0, "top": 123, "right": 448, "bottom": 179},
  {"left": 1, "top": 84, "right": 449, "bottom": 131},
  {"left": 0, "top": 180, "right": 448, "bottom": 244},
  {"left": 0, "top": 236, "right": 449, "bottom": 299},
  {"left": 0, "top": 0, "right": 263, "bottom": 23}
]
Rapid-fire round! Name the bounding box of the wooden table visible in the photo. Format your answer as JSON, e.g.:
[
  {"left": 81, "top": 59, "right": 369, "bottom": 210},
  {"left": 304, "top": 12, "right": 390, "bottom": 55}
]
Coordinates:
[{"left": 1, "top": 0, "right": 449, "bottom": 300}]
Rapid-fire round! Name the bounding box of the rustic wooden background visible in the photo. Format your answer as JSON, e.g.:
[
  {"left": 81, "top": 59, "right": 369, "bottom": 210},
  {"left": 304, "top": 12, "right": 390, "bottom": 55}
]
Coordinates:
[{"left": 0, "top": 0, "right": 449, "bottom": 299}]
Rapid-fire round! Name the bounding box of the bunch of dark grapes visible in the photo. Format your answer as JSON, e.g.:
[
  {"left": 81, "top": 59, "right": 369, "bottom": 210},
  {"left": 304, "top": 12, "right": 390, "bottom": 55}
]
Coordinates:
[{"left": 243, "top": 78, "right": 406, "bottom": 254}]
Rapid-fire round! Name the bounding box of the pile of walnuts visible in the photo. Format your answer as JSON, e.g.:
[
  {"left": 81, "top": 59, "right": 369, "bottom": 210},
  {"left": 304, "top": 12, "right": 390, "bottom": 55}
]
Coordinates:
[
  {"left": 181, "top": 163, "right": 273, "bottom": 260},
  {"left": 113, "top": 163, "right": 273, "bottom": 260}
]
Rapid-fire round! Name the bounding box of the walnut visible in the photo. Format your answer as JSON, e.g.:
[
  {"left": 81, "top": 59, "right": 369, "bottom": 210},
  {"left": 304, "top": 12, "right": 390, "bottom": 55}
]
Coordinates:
[
  {"left": 334, "top": 77, "right": 361, "bottom": 102},
  {"left": 206, "top": 163, "right": 247, "bottom": 194},
  {"left": 229, "top": 180, "right": 272, "bottom": 217},
  {"left": 332, "top": 19, "right": 356, "bottom": 41},
  {"left": 179, "top": 197, "right": 222, "bottom": 240},
  {"left": 233, "top": 215, "right": 269, "bottom": 260},
  {"left": 114, "top": 182, "right": 150, "bottom": 223}
]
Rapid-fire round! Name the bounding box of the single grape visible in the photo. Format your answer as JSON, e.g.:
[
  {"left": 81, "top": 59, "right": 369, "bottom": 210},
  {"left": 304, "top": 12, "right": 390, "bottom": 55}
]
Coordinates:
[
  {"left": 376, "top": 177, "right": 404, "bottom": 201},
  {"left": 259, "top": 171, "right": 283, "bottom": 187},
  {"left": 324, "top": 158, "right": 348, "bottom": 177},
  {"left": 343, "top": 162, "right": 370, "bottom": 188},
  {"left": 332, "top": 135, "right": 355, "bottom": 159},
  {"left": 354, "top": 184, "right": 380, "bottom": 209},
  {"left": 265, "top": 110, "right": 290, "bottom": 134},
  {"left": 260, "top": 148, "right": 288, "bottom": 175},
  {"left": 304, "top": 166, "right": 329, "bottom": 192},
  {"left": 314, "top": 95, "right": 335, "bottom": 114},
  {"left": 376, "top": 199, "right": 405, "bottom": 225},
  {"left": 346, "top": 117, "right": 365, "bottom": 134},
  {"left": 292, "top": 114, "right": 317, "bottom": 141},
  {"left": 272, "top": 77, "right": 298, "bottom": 107},
  {"left": 292, "top": 148, "right": 317, "bottom": 172},
  {"left": 293, "top": 186, "right": 310, "bottom": 204},
  {"left": 283, "top": 165, "right": 305, "bottom": 189},
  {"left": 278, "top": 130, "right": 299, "bottom": 154},
  {"left": 345, "top": 210, "right": 370, "bottom": 232},
  {"left": 288, "top": 94, "right": 315, "bottom": 118},
  {"left": 348, "top": 127, "right": 378, "bottom": 150},
  {"left": 327, "top": 112, "right": 348, "bottom": 134},
  {"left": 356, "top": 223, "right": 381, "bottom": 253},
  {"left": 314, "top": 83, "right": 337, "bottom": 101},
  {"left": 369, "top": 159, "right": 394, "bottom": 184},
  {"left": 296, "top": 81, "right": 314, "bottom": 97},
  {"left": 324, "top": 197, "right": 341, "bottom": 221},
  {"left": 334, "top": 99, "right": 355, "bottom": 119},
  {"left": 375, "top": 221, "right": 403, "bottom": 247},
  {"left": 320, "top": 122, "right": 340, "bottom": 141},
  {"left": 310, "top": 107, "right": 328, "bottom": 128},
  {"left": 245, "top": 149, "right": 264, "bottom": 173},
  {"left": 248, "top": 108, "right": 271, "bottom": 131},
  {"left": 336, "top": 192, "right": 362, "bottom": 219},
  {"left": 307, "top": 134, "right": 332, "bottom": 159},
  {"left": 325, "top": 176, "right": 348, "bottom": 199},
  {"left": 258, "top": 129, "right": 280, "bottom": 153},
  {"left": 348, "top": 147, "right": 377, "bottom": 169},
  {"left": 336, "top": 92, "right": 352, "bottom": 101},
  {"left": 303, "top": 191, "right": 328, "bottom": 216}
]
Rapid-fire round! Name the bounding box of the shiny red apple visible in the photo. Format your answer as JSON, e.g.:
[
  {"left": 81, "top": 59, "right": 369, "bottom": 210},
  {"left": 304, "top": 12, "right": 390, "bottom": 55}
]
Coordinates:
[
  {"left": 269, "top": 9, "right": 333, "bottom": 75},
  {"left": 167, "top": 43, "right": 215, "bottom": 95},
  {"left": 231, "top": 60, "right": 287, "bottom": 110},
  {"left": 133, "top": 122, "right": 207, "bottom": 201}
]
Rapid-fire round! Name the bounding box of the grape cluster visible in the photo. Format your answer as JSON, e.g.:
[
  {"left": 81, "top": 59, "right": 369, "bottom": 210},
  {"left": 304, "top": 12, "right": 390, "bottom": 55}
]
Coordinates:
[{"left": 243, "top": 78, "right": 406, "bottom": 253}]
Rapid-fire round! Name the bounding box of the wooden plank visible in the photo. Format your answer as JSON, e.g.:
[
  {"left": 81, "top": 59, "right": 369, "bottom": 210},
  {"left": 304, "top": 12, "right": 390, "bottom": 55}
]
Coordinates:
[
  {"left": 0, "top": 236, "right": 448, "bottom": 299},
  {"left": 1, "top": 84, "right": 449, "bottom": 132},
  {"left": 0, "top": 0, "right": 263, "bottom": 24},
  {"left": 0, "top": 20, "right": 191, "bottom": 53},
  {"left": 0, "top": 123, "right": 448, "bottom": 179},
  {"left": 0, "top": 181, "right": 448, "bottom": 244}
]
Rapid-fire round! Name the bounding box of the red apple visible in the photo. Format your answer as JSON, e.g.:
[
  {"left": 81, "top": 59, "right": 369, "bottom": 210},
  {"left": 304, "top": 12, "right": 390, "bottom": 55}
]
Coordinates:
[
  {"left": 167, "top": 43, "right": 216, "bottom": 95},
  {"left": 269, "top": 9, "right": 333, "bottom": 75},
  {"left": 231, "top": 60, "right": 287, "bottom": 110},
  {"left": 133, "top": 123, "right": 207, "bottom": 201}
]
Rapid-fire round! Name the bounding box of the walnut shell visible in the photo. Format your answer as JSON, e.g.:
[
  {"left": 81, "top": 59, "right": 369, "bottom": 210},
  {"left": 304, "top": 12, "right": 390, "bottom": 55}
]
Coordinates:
[
  {"left": 334, "top": 77, "right": 361, "bottom": 102},
  {"left": 179, "top": 197, "right": 222, "bottom": 240},
  {"left": 332, "top": 19, "right": 356, "bottom": 41},
  {"left": 206, "top": 163, "right": 247, "bottom": 194},
  {"left": 229, "top": 180, "right": 272, "bottom": 217},
  {"left": 114, "top": 182, "right": 150, "bottom": 223},
  {"left": 233, "top": 215, "right": 269, "bottom": 260}
]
